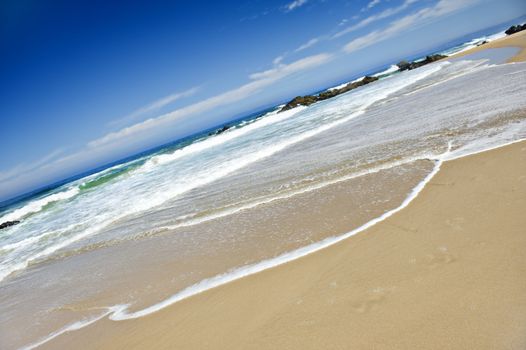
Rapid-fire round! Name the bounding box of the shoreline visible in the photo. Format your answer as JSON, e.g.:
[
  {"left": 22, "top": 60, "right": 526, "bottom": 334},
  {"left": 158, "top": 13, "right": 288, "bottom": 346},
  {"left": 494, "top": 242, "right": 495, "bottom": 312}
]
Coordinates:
[
  {"left": 445, "top": 30, "right": 526, "bottom": 63},
  {"left": 16, "top": 32, "right": 526, "bottom": 350},
  {"left": 35, "top": 138, "right": 526, "bottom": 349}
]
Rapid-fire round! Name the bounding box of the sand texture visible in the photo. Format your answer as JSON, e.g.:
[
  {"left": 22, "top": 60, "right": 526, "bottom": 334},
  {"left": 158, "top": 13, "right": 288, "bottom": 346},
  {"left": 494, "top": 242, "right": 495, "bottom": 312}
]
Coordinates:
[{"left": 40, "top": 140, "right": 526, "bottom": 349}]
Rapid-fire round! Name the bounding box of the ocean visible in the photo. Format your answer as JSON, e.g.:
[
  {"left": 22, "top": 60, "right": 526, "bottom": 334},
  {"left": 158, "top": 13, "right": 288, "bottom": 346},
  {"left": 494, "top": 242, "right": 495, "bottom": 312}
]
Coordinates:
[{"left": 1, "top": 31, "right": 526, "bottom": 349}]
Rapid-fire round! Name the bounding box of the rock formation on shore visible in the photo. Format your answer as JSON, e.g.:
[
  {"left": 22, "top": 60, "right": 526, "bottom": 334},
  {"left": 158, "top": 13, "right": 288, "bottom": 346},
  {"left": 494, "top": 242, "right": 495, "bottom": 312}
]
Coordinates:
[
  {"left": 279, "top": 52, "right": 449, "bottom": 113},
  {"left": 505, "top": 23, "right": 526, "bottom": 35},
  {"left": 208, "top": 125, "right": 232, "bottom": 136},
  {"left": 279, "top": 76, "right": 379, "bottom": 112},
  {"left": 396, "top": 54, "right": 447, "bottom": 71}
]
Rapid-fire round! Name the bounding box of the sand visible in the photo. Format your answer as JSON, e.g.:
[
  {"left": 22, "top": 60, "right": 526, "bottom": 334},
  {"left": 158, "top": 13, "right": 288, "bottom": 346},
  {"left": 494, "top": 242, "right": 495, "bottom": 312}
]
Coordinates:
[
  {"left": 446, "top": 29, "right": 526, "bottom": 63},
  {"left": 40, "top": 141, "right": 526, "bottom": 350},
  {"left": 38, "top": 35, "right": 526, "bottom": 349}
]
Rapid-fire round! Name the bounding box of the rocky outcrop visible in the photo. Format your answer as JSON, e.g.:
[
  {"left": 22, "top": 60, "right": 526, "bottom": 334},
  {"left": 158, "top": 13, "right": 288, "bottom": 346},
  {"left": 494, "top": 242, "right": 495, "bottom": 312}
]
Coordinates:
[
  {"left": 0, "top": 220, "right": 20, "bottom": 230},
  {"left": 208, "top": 125, "right": 232, "bottom": 136},
  {"left": 279, "top": 53, "right": 447, "bottom": 113},
  {"left": 396, "top": 54, "right": 447, "bottom": 71},
  {"left": 279, "top": 76, "right": 379, "bottom": 112},
  {"left": 505, "top": 24, "right": 526, "bottom": 35}
]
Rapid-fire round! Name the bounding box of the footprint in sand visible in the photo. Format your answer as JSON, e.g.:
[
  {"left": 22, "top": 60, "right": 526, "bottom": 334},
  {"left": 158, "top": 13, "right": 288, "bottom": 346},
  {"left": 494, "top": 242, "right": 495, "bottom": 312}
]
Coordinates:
[
  {"left": 425, "top": 246, "right": 457, "bottom": 268},
  {"left": 352, "top": 287, "right": 393, "bottom": 314},
  {"left": 445, "top": 217, "right": 466, "bottom": 231}
]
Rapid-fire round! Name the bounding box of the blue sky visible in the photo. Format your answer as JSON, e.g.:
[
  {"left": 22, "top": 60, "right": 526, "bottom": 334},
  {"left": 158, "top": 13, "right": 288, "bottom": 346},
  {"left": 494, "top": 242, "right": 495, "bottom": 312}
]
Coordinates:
[{"left": 0, "top": 0, "right": 524, "bottom": 201}]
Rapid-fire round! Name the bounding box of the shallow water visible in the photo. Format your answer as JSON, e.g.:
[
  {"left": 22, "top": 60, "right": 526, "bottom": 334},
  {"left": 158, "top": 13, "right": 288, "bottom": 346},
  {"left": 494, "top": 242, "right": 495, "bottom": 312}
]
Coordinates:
[{"left": 1, "top": 54, "right": 525, "bottom": 349}]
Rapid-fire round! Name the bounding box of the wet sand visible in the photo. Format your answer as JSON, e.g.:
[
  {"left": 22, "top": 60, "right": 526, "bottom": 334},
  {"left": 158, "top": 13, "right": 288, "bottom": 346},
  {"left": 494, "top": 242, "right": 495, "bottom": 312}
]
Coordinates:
[
  {"left": 446, "top": 29, "right": 526, "bottom": 63},
  {"left": 40, "top": 142, "right": 526, "bottom": 349}
]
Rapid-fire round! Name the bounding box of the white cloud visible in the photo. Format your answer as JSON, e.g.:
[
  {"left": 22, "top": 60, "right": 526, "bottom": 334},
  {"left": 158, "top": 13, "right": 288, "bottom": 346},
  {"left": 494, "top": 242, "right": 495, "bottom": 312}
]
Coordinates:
[
  {"left": 364, "top": 0, "right": 381, "bottom": 11},
  {"left": 273, "top": 55, "right": 285, "bottom": 65},
  {"left": 295, "top": 38, "right": 320, "bottom": 52},
  {"left": 108, "top": 86, "right": 199, "bottom": 127},
  {"left": 284, "top": 0, "right": 308, "bottom": 12},
  {"left": 89, "top": 53, "right": 333, "bottom": 149},
  {"left": 343, "top": 0, "right": 479, "bottom": 53},
  {"left": 334, "top": 0, "right": 419, "bottom": 38}
]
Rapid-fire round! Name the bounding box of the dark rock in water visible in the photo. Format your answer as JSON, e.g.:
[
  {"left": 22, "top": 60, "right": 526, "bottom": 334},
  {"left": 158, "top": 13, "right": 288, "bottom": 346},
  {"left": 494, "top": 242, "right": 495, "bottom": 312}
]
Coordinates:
[
  {"left": 0, "top": 220, "right": 20, "bottom": 230},
  {"left": 505, "top": 24, "right": 526, "bottom": 35},
  {"left": 208, "top": 125, "right": 232, "bottom": 136},
  {"left": 477, "top": 40, "right": 489, "bottom": 46},
  {"left": 397, "top": 54, "right": 447, "bottom": 71},
  {"left": 396, "top": 60, "right": 411, "bottom": 71},
  {"left": 280, "top": 95, "right": 318, "bottom": 111},
  {"left": 279, "top": 75, "right": 379, "bottom": 112}
]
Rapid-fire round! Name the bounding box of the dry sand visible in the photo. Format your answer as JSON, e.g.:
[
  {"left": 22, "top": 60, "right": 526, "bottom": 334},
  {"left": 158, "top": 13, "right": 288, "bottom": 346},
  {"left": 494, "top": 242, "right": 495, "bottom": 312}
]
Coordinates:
[{"left": 39, "top": 34, "right": 526, "bottom": 349}]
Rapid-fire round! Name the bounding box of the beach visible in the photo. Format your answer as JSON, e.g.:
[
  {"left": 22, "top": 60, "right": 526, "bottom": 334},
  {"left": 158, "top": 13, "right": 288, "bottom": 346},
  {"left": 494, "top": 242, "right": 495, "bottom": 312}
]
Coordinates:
[
  {"left": 447, "top": 29, "right": 526, "bottom": 62},
  {"left": 2, "top": 27, "right": 526, "bottom": 350},
  {"left": 40, "top": 129, "right": 526, "bottom": 350},
  {"left": 35, "top": 34, "right": 526, "bottom": 349}
]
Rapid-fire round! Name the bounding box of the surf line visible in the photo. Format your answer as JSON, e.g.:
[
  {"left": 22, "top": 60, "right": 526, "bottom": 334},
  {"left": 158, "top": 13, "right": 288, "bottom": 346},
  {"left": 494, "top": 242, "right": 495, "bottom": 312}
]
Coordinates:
[
  {"left": 21, "top": 142, "right": 453, "bottom": 350},
  {"left": 109, "top": 141, "right": 453, "bottom": 320}
]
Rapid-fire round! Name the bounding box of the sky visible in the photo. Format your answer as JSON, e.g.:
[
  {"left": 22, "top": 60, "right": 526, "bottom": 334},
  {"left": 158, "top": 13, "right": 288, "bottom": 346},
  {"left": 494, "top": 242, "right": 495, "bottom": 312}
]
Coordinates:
[{"left": 0, "top": 0, "right": 525, "bottom": 202}]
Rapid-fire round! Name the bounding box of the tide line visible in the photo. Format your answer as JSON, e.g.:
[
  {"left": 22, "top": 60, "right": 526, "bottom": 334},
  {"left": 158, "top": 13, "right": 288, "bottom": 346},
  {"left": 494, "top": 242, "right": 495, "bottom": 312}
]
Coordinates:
[
  {"left": 109, "top": 141, "right": 452, "bottom": 321},
  {"left": 21, "top": 141, "right": 453, "bottom": 349}
]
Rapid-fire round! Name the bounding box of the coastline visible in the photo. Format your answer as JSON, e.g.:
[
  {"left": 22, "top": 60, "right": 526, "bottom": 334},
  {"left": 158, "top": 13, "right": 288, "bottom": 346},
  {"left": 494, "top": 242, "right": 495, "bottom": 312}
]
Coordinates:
[
  {"left": 446, "top": 29, "right": 526, "bottom": 62},
  {"left": 38, "top": 141, "right": 526, "bottom": 349},
  {"left": 16, "top": 30, "right": 526, "bottom": 350}
]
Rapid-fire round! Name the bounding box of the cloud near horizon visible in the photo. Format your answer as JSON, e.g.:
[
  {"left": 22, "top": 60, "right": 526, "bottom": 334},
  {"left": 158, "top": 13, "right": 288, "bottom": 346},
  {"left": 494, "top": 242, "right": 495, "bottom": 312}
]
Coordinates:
[
  {"left": 89, "top": 53, "right": 332, "bottom": 149},
  {"left": 343, "top": 0, "right": 479, "bottom": 53},
  {"left": 334, "top": 0, "right": 419, "bottom": 39},
  {"left": 292, "top": 0, "right": 420, "bottom": 54},
  {"left": 107, "top": 86, "right": 200, "bottom": 128}
]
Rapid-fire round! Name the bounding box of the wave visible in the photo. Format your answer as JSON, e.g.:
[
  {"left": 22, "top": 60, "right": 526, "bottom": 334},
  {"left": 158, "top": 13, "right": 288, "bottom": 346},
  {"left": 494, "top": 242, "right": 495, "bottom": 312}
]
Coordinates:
[
  {"left": 79, "top": 163, "right": 141, "bottom": 191},
  {"left": 146, "top": 152, "right": 443, "bottom": 234},
  {"left": 138, "top": 107, "right": 305, "bottom": 173},
  {"left": 0, "top": 160, "right": 136, "bottom": 226},
  {"left": 0, "top": 187, "right": 79, "bottom": 224},
  {"left": 373, "top": 64, "right": 399, "bottom": 77}
]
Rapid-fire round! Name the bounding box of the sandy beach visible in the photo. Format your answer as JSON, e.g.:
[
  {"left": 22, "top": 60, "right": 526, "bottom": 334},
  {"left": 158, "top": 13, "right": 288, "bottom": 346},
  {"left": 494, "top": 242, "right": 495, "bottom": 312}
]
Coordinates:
[
  {"left": 13, "top": 28, "right": 526, "bottom": 350},
  {"left": 447, "top": 29, "right": 526, "bottom": 62},
  {"left": 40, "top": 140, "right": 526, "bottom": 349}
]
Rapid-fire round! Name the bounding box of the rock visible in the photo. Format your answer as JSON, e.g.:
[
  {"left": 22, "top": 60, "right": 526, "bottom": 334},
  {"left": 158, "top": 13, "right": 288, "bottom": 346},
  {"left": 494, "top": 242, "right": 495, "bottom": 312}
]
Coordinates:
[
  {"left": 279, "top": 76, "right": 379, "bottom": 112},
  {"left": 279, "top": 53, "right": 445, "bottom": 113},
  {"left": 477, "top": 40, "right": 489, "bottom": 46},
  {"left": 505, "top": 24, "right": 526, "bottom": 35},
  {"left": 397, "top": 54, "right": 447, "bottom": 71},
  {"left": 0, "top": 220, "right": 20, "bottom": 230},
  {"left": 208, "top": 125, "right": 232, "bottom": 136},
  {"left": 396, "top": 60, "right": 411, "bottom": 71}
]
